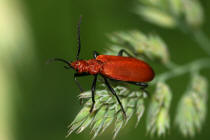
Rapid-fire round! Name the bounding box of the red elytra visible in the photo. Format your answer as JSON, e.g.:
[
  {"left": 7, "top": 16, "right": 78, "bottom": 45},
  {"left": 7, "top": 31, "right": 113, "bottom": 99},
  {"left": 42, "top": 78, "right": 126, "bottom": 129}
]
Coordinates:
[{"left": 49, "top": 16, "right": 155, "bottom": 117}]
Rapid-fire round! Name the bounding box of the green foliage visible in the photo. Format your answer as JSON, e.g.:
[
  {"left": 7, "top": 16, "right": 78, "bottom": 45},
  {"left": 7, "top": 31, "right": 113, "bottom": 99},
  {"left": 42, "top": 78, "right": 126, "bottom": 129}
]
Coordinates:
[
  {"left": 136, "top": 0, "right": 204, "bottom": 28},
  {"left": 136, "top": 6, "right": 176, "bottom": 28},
  {"left": 68, "top": 85, "right": 147, "bottom": 139},
  {"left": 147, "top": 82, "right": 172, "bottom": 136},
  {"left": 175, "top": 75, "right": 208, "bottom": 136},
  {"left": 68, "top": 0, "right": 209, "bottom": 139},
  {"left": 107, "top": 30, "right": 169, "bottom": 64}
]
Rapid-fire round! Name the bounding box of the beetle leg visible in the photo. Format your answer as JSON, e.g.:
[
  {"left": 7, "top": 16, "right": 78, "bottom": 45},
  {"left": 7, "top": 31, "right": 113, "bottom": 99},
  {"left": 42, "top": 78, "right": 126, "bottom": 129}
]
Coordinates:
[
  {"left": 130, "top": 82, "right": 148, "bottom": 88},
  {"left": 74, "top": 73, "right": 90, "bottom": 104},
  {"left": 74, "top": 73, "right": 90, "bottom": 92},
  {"left": 103, "top": 77, "right": 126, "bottom": 118},
  {"left": 90, "top": 75, "right": 98, "bottom": 113},
  {"left": 93, "top": 51, "right": 100, "bottom": 59},
  {"left": 118, "top": 49, "right": 133, "bottom": 57}
]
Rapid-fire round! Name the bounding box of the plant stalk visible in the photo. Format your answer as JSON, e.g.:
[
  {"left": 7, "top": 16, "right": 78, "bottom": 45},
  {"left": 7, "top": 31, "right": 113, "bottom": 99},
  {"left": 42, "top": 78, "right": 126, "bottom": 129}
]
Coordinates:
[
  {"left": 192, "top": 29, "right": 210, "bottom": 56},
  {"left": 153, "top": 58, "right": 210, "bottom": 83}
]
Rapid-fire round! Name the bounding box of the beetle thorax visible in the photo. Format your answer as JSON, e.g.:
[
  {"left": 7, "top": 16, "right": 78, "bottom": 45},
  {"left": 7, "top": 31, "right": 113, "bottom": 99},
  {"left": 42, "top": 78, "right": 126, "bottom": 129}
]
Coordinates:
[{"left": 71, "top": 59, "right": 103, "bottom": 75}]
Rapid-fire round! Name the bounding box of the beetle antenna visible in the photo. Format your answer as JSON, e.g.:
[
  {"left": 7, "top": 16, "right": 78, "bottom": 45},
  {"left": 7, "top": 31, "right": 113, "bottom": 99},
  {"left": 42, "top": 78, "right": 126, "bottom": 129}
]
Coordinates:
[
  {"left": 76, "top": 15, "right": 82, "bottom": 61},
  {"left": 47, "top": 58, "right": 70, "bottom": 66}
]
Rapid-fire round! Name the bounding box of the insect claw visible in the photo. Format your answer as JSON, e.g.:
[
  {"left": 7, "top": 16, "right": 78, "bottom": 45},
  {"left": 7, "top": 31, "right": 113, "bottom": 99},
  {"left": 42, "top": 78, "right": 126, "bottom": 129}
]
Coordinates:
[{"left": 89, "top": 104, "right": 94, "bottom": 113}]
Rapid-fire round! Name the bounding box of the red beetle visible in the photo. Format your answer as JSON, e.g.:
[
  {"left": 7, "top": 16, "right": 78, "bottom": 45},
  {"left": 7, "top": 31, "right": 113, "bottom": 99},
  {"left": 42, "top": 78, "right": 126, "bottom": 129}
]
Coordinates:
[{"left": 49, "top": 17, "right": 155, "bottom": 117}]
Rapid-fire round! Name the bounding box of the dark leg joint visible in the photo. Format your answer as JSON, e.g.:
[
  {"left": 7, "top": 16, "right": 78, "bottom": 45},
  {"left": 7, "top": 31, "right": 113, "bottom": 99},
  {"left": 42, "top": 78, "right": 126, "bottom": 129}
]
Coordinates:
[
  {"left": 118, "top": 49, "right": 133, "bottom": 57},
  {"left": 127, "top": 82, "right": 148, "bottom": 87},
  {"left": 103, "top": 77, "right": 126, "bottom": 118}
]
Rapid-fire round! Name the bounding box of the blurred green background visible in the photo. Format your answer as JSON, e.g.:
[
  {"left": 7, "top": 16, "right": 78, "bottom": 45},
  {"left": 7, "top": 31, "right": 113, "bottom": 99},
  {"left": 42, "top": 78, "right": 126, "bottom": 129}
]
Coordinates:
[{"left": 0, "top": 0, "right": 210, "bottom": 140}]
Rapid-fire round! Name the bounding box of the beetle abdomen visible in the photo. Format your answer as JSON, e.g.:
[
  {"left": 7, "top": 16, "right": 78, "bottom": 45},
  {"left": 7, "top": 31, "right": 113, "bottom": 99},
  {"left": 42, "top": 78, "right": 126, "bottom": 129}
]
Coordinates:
[{"left": 97, "top": 55, "right": 155, "bottom": 82}]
